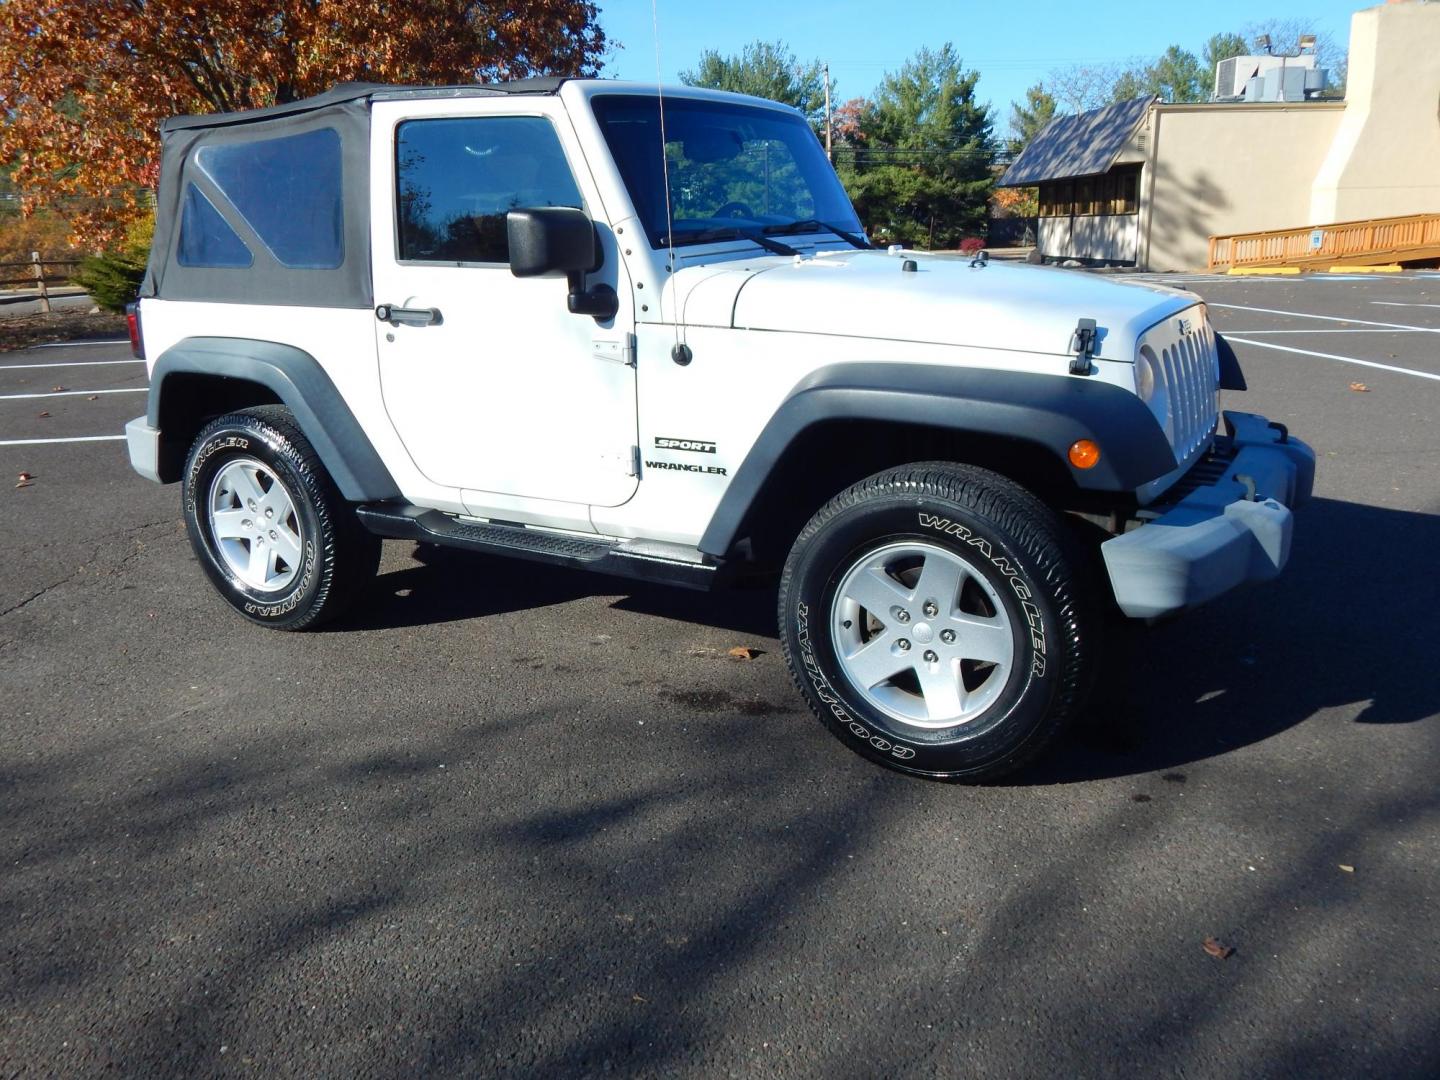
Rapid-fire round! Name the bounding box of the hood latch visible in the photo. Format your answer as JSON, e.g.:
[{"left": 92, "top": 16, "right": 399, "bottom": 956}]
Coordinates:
[{"left": 1069, "top": 318, "right": 1097, "bottom": 375}]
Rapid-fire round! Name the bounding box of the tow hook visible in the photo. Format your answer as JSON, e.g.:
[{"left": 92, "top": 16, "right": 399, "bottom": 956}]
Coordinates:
[{"left": 1236, "top": 473, "right": 1258, "bottom": 501}]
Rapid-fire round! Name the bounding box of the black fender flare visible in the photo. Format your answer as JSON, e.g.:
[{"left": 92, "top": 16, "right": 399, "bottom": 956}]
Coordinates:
[
  {"left": 1215, "top": 332, "right": 1248, "bottom": 391},
  {"left": 147, "top": 336, "right": 400, "bottom": 501},
  {"left": 697, "top": 363, "right": 1177, "bottom": 557}
]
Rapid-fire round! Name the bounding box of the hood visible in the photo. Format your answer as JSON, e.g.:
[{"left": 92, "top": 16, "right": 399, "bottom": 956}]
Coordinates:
[{"left": 667, "top": 250, "right": 1197, "bottom": 361}]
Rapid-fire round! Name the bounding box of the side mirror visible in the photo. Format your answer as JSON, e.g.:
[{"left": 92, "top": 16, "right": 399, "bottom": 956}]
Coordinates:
[
  {"left": 506, "top": 207, "right": 617, "bottom": 321},
  {"left": 507, "top": 207, "right": 598, "bottom": 277}
]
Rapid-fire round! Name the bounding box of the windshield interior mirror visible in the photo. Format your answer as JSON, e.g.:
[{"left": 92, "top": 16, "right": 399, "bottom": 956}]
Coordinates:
[
  {"left": 682, "top": 127, "right": 743, "bottom": 164},
  {"left": 507, "top": 207, "right": 616, "bottom": 321}
]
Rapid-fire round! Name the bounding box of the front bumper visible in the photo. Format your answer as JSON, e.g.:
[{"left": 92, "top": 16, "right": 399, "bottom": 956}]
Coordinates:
[
  {"left": 125, "top": 416, "right": 164, "bottom": 484},
  {"left": 1102, "top": 411, "right": 1315, "bottom": 619}
]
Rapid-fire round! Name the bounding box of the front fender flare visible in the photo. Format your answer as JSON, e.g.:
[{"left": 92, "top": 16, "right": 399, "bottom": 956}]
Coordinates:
[
  {"left": 697, "top": 363, "right": 1177, "bottom": 557},
  {"left": 147, "top": 336, "right": 400, "bottom": 501}
]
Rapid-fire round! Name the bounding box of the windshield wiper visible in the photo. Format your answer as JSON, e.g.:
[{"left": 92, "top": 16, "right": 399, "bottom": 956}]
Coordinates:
[
  {"left": 660, "top": 226, "right": 799, "bottom": 257},
  {"left": 763, "top": 218, "right": 873, "bottom": 250}
]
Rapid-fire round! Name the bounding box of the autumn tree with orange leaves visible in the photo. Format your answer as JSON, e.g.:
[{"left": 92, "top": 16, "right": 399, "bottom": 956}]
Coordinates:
[{"left": 0, "top": 1, "right": 606, "bottom": 247}]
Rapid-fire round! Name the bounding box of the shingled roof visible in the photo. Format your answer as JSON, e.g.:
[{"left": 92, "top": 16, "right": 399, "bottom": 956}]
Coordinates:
[{"left": 1000, "top": 95, "right": 1156, "bottom": 186}]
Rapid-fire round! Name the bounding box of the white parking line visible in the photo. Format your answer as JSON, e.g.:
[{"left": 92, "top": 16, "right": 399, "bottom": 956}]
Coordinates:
[
  {"left": 0, "top": 359, "right": 146, "bottom": 370},
  {"left": 1226, "top": 337, "right": 1440, "bottom": 382},
  {"left": 1220, "top": 328, "right": 1430, "bottom": 334},
  {"left": 1371, "top": 302, "right": 1440, "bottom": 309},
  {"left": 32, "top": 339, "right": 129, "bottom": 348},
  {"left": 0, "top": 434, "right": 126, "bottom": 446},
  {"left": 1209, "top": 303, "right": 1440, "bottom": 333},
  {"left": 0, "top": 387, "right": 147, "bottom": 401},
  {"left": 1215, "top": 328, "right": 1428, "bottom": 336}
]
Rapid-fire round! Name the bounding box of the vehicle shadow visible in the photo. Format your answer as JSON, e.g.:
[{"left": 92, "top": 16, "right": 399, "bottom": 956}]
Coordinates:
[
  {"left": 330, "top": 496, "right": 1439, "bottom": 783},
  {"left": 329, "top": 542, "right": 779, "bottom": 639},
  {"left": 1019, "top": 494, "right": 1440, "bottom": 783}
]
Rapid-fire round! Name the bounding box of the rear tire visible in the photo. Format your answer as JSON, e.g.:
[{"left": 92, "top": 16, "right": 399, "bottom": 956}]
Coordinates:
[
  {"left": 778, "top": 462, "right": 1099, "bottom": 781},
  {"left": 181, "top": 406, "right": 380, "bottom": 630}
]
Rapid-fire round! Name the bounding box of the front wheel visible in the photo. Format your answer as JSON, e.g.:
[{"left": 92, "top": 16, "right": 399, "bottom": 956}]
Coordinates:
[
  {"left": 182, "top": 406, "right": 380, "bottom": 630},
  {"left": 778, "top": 462, "right": 1099, "bottom": 781}
]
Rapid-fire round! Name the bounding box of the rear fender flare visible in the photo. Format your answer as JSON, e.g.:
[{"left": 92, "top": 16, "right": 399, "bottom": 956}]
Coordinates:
[{"left": 147, "top": 336, "right": 399, "bottom": 501}]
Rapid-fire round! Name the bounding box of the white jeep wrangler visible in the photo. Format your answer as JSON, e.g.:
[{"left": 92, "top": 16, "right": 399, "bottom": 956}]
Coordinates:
[{"left": 126, "top": 78, "right": 1314, "bottom": 780}]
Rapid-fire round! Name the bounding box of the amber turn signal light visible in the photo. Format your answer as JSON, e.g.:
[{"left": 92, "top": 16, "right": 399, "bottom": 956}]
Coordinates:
[{"left": 1068, "top": 439, "right": 1101, "bottom": 469}]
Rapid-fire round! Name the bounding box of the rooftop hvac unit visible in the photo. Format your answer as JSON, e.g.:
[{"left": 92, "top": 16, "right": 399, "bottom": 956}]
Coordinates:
[{"left": 1214, "top": 53, "right": 1321, "bottom": 100}]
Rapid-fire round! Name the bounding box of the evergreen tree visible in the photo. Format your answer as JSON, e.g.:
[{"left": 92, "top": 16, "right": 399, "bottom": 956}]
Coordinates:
[
  {"left": 1008, "top": 83, "right": 1058, "bottom": 156},
  {"left": 839, "top": 45, "right": 994, "bottom": 249},
  {"left": 680, "top": 41, "right": 830, "bottom": 130}
]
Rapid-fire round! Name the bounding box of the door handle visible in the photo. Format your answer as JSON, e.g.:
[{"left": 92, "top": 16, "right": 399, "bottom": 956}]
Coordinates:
[{"left": 376, "top": 303, "right": 442, "bottom": 327}]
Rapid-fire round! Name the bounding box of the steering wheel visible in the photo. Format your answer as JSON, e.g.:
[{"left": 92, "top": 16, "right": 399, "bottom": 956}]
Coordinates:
[{"left": 714, "top": 201, "right": 755, "bottom": 220}]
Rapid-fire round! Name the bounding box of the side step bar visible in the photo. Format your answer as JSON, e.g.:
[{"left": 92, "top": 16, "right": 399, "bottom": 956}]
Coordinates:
[{"left": 355, "top": 503, "right": 723, "bottom": 591}]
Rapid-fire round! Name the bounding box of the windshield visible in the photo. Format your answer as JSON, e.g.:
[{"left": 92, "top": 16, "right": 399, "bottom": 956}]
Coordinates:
[{"left": 591, "top": 94, "right": 863, "bottom": 250}]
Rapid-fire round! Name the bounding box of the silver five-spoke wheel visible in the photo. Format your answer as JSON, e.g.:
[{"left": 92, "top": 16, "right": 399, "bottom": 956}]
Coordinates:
[
  {"left": 208, "top": 457, "right": 305, "bottom": 592},
  {"left": 830, "top": 540, "right": 1014, "bottom": 728}
]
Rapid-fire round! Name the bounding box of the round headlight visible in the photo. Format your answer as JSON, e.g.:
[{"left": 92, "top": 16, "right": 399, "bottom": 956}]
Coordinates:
[{"left": 1136, "top": 345, "right": 1157, "bottom": 401}]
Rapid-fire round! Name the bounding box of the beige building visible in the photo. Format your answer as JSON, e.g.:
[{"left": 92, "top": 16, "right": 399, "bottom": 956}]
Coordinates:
[{"left": 1000, "top": 0, "right": 1440, "bottom": 272}]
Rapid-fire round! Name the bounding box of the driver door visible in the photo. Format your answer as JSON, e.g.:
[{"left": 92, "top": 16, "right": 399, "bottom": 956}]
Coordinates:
[{"left": 369, "top": 98, "right": 638, "bottom": 511}]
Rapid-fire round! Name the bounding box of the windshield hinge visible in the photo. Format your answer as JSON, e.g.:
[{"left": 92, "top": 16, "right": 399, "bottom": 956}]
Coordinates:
[{"left": 1069, "top": 318, "right": 1097, "bottom": 375}]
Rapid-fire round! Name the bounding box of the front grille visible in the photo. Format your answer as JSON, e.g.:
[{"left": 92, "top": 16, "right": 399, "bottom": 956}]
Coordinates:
[{"left": 1141, "top": 311, "right": 1220, "bottom": 466}]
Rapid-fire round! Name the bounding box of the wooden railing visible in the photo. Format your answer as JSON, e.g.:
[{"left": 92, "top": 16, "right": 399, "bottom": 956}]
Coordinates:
[
  {"left": 1208, "top": 212, "right": 1440, "bottom": 271},
  {"left": 0, "top": 252, "right": 82, "bottom": 313}
]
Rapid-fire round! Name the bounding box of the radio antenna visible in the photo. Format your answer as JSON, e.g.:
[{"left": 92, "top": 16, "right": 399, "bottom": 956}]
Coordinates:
[{"left": 650, "top": 0, "right": 681, "bottom": 347}]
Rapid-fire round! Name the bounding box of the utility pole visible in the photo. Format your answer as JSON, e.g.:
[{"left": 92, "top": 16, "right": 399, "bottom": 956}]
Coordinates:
[{"left": 823, "top": 62, "right": 833, "bottom": 161}]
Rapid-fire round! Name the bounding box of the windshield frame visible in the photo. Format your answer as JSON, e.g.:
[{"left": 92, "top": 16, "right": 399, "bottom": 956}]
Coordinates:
[{"left": 589, "top": 92, "right": 863, "bottom": 252}]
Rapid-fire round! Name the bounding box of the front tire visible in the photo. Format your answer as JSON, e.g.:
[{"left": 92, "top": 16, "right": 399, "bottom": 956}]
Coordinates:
[
  {"left": 778, "top": 462, "right": 1099, "bottom": 781},
  {"left": 182, "top": 406, "right": 380, "bottom": 630}
]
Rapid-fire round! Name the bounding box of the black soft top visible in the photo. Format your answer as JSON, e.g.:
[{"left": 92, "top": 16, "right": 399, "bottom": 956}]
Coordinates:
[
  {"left": 143, "top": 78, "right": 572, "bottom": 309},
  {"left": 159, "top": 78, "right": 571, "bottom": 132}
]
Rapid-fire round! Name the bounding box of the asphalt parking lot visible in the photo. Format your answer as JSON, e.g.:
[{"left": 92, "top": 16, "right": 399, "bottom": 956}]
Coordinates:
[{"left": 2, "top": 272, "right": 1438, "bottom": 1078}]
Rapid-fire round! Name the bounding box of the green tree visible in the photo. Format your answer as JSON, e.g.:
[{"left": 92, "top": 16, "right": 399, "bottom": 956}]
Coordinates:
[
  {"left": 1204, "top": 32, "right": 1251, "bottom": 70},
  {"left": 680, "top": 41, "right": 830, "bottom": 129},
  {"left": 1008, "top": 83, "right": 1057, "bottom": 155},
  {"left": 838, "top": 45, "right": 994, "bottom": 249},
  {"left": 1109, "top": 46, "right": 1208, "bottom": 103}
]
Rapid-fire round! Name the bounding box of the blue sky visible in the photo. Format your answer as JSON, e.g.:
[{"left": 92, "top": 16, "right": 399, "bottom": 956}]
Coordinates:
[{"left": 596, "top": 0, "right": 1361, "bottom": 128}]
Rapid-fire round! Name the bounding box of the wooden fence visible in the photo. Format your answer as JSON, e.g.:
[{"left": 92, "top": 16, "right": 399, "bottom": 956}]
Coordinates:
[
  {"left": 1209, "top": 212, "right": 1440, "bottom": 271},
  {"left": 0, "top": 252, "right": 82, "bottom": 313}
]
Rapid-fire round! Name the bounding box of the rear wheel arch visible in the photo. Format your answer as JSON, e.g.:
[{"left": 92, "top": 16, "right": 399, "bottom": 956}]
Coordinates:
[{"left": 147, "top": 337, "right": 399, "bottom": 502}]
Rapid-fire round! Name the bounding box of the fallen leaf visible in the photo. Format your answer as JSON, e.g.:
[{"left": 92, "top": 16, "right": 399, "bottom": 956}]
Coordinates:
[
  {"left": 17, "top": 472, "right": 32, "bottom": 481},
  {"left": 632, "top": 994, "right": 648, "bottom": 1003},
  {"left": 16, "top": 471, "right": 34, "bottom": 489},
  {"left": 86, "top": 395, "right": 98, "bottom": 401},
  {"left": 1349, "top": 382, "right": 1370, "bottom": 392},
  {"left": 15, "top": 480, "right": 32, "bottom": 489},
  {"left": 728, "top": 646, "right": 763, "bottom": 661},
  {"left": 1202, "top": 936, "right": 1235, "bottom": 960},
  {"left": 37, "top": 410, "right": 50, "bottom": 418},
  {"left": 50, "top": 386, "right": 66, "bottom": 392},
  {"left": 1338, "top": 864, "right": 1354, "bottom": 873}
]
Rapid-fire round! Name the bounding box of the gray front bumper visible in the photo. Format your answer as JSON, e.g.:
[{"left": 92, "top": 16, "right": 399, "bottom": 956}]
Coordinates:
[
  {"left": 125, "top": 415, "right": 164, "bottom": 484},
  {"left": 1102, "top": 411, "right": 1315, "bottom": 619}
]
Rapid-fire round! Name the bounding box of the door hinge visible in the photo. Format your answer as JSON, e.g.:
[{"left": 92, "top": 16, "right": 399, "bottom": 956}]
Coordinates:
[
  {"left": 594, "top": 332, "right": 637, "bottom": 367},
  {"left": 628, "top": 445, "right": 641, "bottom": 477}
]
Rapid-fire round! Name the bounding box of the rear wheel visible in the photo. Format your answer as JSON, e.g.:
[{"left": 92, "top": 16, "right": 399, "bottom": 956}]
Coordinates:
[
  {"left": 778, "top": 462, "right": 1099, "bottom": 781},
  {"left": 182, "top": 406, "right": 380, "bottom": 630}
]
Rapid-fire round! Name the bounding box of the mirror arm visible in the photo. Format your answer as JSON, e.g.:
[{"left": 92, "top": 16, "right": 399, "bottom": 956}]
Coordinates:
[{"left": 566, "top": 271, "right": 618, "bottom": 321}]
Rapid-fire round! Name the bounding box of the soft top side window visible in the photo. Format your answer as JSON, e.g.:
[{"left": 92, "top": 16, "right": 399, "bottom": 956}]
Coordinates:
[
  {"left": 395, "top": 115, "right": 583, "bottom": 264},
  {"left": 176, "top": 183, "right": 253, "bottom": 268},
  {"left": 194, "top": 127, "right": 345, "bottom": 269}
]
